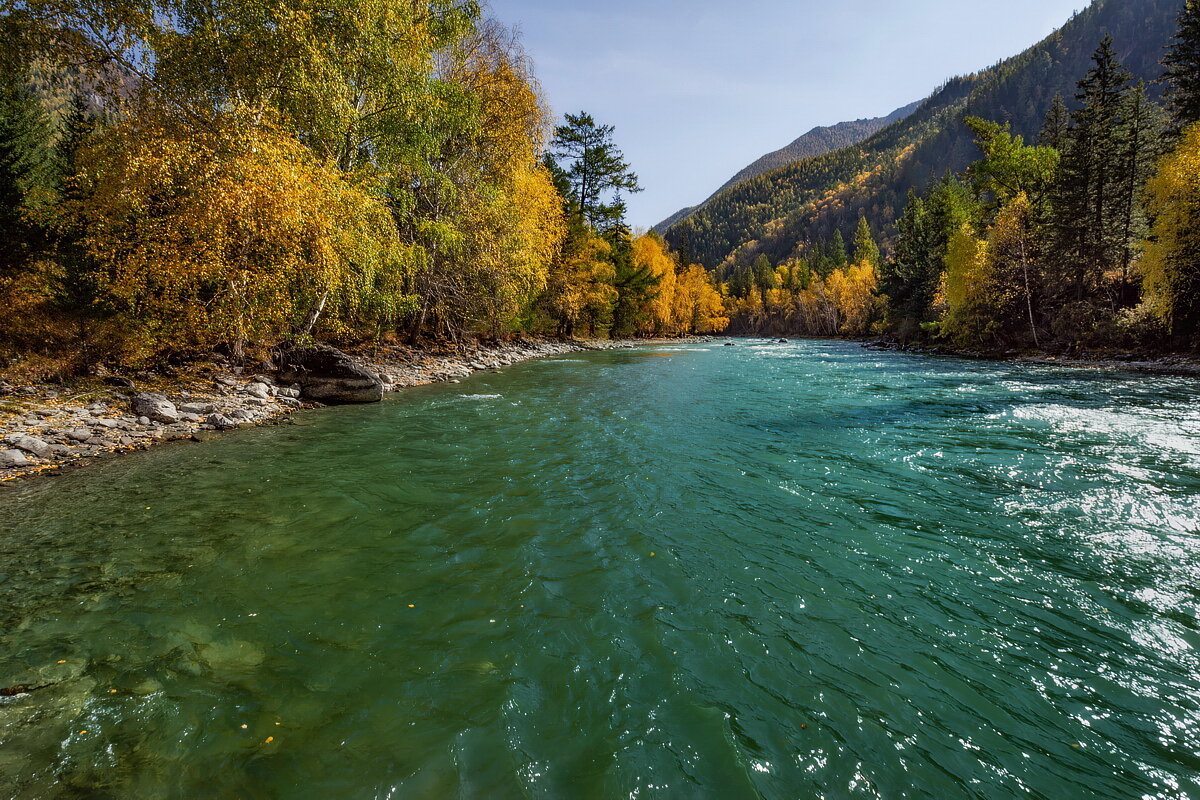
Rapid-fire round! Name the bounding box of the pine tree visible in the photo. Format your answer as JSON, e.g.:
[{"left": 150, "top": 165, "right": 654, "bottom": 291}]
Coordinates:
[
  {"left": 0, "top": 70, "right": 54, "bottom": 274},
  {"left": 853, "top": 216, "right": 881, "bottom": 268},
  {"left": 830, "top": 230, "right": 848, "bottom": 269},
  {"left": 752, "top": 253, "right": 776, "bottom": 299},
  {"left": 1115, "top": 82, "right": 1168, "bottom": 298},
  {"left": 549, "top": 112, "right": 642, "bottom": 232},
  {"left": 1164, "top": 0, "right": 1200, "bottom": 132},
  {"left": 1039, "top": 94, "right": 1071, "bottom": 151},
  {"left": 1052, "top": 35, "right": 1134, "bottom": 302}
]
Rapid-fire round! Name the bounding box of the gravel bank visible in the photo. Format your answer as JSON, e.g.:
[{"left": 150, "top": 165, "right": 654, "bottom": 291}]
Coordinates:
[{"left": 0, "top": 337, "right": 678, "bottom": 484}]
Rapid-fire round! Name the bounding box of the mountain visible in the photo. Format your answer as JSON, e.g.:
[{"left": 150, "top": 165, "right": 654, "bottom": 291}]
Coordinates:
[
  {"left": 653, "top": 101, "right": 920, "bottom": 233},
  {"left": 665, "top": 0, "right": 1182, "bottom": 271}
]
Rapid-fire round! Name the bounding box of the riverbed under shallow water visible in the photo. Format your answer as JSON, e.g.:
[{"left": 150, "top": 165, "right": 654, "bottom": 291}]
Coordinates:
[{"left": 2, "top": 340, "right": 1200, "bottom": 799}]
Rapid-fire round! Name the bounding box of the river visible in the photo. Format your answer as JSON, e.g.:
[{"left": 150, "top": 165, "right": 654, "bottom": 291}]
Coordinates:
[{"left": 2, "top": 340, "right": 1199, "bottom": 798}]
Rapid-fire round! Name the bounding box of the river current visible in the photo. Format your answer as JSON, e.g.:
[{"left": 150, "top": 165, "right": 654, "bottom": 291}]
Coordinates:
[{"left": 2, "top": 340, "right": 1199, "bottom": 798}]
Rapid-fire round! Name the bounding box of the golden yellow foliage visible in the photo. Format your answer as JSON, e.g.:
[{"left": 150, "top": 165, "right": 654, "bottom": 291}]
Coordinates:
[
  {"left": 826, "top": 261, "right": 879, "bottom": 335},
  {"left": 65, "top": 112, "right": 414, "bottom": 355},
  {"left": 939, "top": 222, "right": 993, "bottom": 346},
  {"left": 1141, "top": 122, "right": 1200, "bottom": 336},
  {"left": 628, "top": 234, "right": 727, "bottom": 335}
]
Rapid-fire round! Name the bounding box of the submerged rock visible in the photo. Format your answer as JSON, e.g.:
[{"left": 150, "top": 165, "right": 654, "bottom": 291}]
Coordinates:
[{"left": 275, "top": 343, "right": 384, "bottom": 404}]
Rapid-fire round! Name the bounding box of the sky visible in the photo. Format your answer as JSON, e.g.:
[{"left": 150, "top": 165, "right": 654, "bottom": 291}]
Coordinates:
[{"left": 487, "top": 0, "right": 1087, "bottom": 229}]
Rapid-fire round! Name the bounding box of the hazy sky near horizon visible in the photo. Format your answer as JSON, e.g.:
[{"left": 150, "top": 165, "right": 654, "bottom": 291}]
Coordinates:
[{"left": 487, "top": 0, "right": 1085, "bottom": 228}]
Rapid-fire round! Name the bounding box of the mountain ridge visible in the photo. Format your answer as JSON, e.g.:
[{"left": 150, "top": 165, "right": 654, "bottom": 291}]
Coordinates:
[
  {"left": 653, "top": 101, "right": 920, "bottom": 233},
  {"left": 665, "top": 0, "right": 1181, "bottom": 271}
]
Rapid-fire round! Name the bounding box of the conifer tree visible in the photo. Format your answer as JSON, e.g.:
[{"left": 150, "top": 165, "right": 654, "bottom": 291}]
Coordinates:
[
  {"left": 830, "top": 229, "right": 848, "bottom": 269},
  {"left": 1039, "top": 94, "right": 1071, "bottom": 151},
  {"left": 1164, "top": 0, "right": 1200, "bottom": 132},
  {"left": 549, "top": 112, "right": 642, "bottom": 232},
  {"left": 853, "top": 216, "right": 881, "bottom": 268},
  {"left": 1051, "top": 36, "right": 1134, "bottom": 301},
  {"left": 753, "top": 253, "right": 776, "bottom": 299},
  {"left": 0, "top": 69, "right": 53, "bottom": 274}
]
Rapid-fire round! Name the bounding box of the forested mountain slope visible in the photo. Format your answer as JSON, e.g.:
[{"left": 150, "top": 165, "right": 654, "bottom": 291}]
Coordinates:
[
  {"left": 654, "top": 101, "right": 919, "bottom": 233},
  {"left": 666, "top": 0, "right": 1181, "bottom": 270}
]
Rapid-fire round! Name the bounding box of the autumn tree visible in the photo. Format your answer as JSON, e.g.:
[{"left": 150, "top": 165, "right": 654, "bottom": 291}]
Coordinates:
[{"left": 1141, "top": 122, "right": 1200, "bottom": 344}]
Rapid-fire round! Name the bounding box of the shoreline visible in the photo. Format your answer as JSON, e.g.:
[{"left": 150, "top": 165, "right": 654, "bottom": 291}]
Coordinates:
[
  {"left": 0, "top": 337, "right": 697, "bottom": 486},
  {"left": 860, "top": 339, "right": 1200, "bottom": 378}
]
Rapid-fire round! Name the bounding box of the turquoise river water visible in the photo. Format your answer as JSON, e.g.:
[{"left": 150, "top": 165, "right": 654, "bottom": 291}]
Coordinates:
[{"left": 2, "top": 340, "right": 1200, "bottom": 799}]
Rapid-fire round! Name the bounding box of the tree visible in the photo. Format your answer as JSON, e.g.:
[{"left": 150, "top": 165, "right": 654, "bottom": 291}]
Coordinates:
[
  {"left": 609, "top": 229, "right": 659, "bottom": 337},
  {"left": 965, "top": 116, "right": 1059, "bottom": 214},
  {"left": 548, "top": 112, "right": 642, "bottom": 230},
  {"left": 829, "top": 229, "right": 848, "bottom": 269},
  {"left": 64, "top": 113, "right": 417, "bottom": 359},
  {"left": 852, "top": 216, "right": 881, "bottom": 269},
  {"left": 1164, "top": 0, "right": 1200, "bottom": 132},
  {"left": 0, "top": 67, "right": 54, "bottom": 275},
  {"left": 1039, "top": 94, "right": 1071, "bottom": 151},
  {"left": 1051, "top": 35, "right": 1135, "bottom": 302},
  {"left": 882, "top": 179, "right": 978, "bottom": 329},
  {"left": 752, "top": 253, "right": 776, "bottom": 299},
  {"left": 940, "top": 223, "right": 993, "bottom": 347},
  {"left": 1141, "top": 122, "right": 1200, "bottom": 344},
  {"left": 1114, "top": 82, "right": 1168, "bottom": 297}
]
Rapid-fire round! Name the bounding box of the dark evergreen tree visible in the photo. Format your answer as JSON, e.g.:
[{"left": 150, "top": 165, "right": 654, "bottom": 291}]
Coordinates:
[
  {"left": 853, "top": 216, "right": 881, "bottom": 268},
  {"left": 1039, "top": 94, "right": 1071, "bottom": 151},
  {"left": 752, "top": 253, "right": 776, "bottom": 298},
  {"left": 609, "top": 227, "right": 660, "bottom": 337},
  {"left": 1115, "top": 82, "right": 1168, "bottom": 298},
  {"left": 0, "top": 69, "right": 54, "bottom": 275},
  {"left": 829, "top": 229, "right": 848, "bottom": 269},
  {"left": 1051, "top": 36, "right": 1134, "bottom": 302},
  {"left": 548, "top": 112, "right": 642, "bottom": 232},
  {"left": 882, "top": 180, "right": 977, "bottom": 331},
  {"left": 1164, "top": 0, "right": 1200, "bottom": 132}
]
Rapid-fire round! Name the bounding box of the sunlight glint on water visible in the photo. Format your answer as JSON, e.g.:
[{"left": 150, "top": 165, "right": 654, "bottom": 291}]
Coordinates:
[{"left": 2, "top": 340, "right": 1199, "bottom": 799}]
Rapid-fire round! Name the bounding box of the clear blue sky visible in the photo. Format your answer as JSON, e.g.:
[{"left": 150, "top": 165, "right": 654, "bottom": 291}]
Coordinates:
[{"left": 487, "top": 0, "right": 1086, "bottom": 228}]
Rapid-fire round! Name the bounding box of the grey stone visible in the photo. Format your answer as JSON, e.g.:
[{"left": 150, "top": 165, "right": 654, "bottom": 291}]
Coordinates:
[
  {"left": 276, "top": 343, "right": 384, "bottom": 404},
  {"left": 244, "top": 382, "right": 271, "bottom": 399},
  {"left": 5, "top": 435, "right": 50, "bottom": 458},
  {"left": 94, "top": 418, "right": 119, "bottom": 429},
  {"left": 180, "top": 402, "right": 215, "bottom": 415},
  {"left": 67, "top": 428, "right": 91, "bottom": 442},
  {"left": 179, "top": 412, "right": 202, "bottom": 423},
  {"left": 137, "top": 416, "right": 150, "bottom": 426},
  {"left": 131, "top": 393, "right": 179, "bottom": 424},
  {"left": 206, "top": 414, "right": 237, "bottom": 430},
  {"left": 0, "top": 449, "right": 31, "bottom": 468},
  {"left": 245, "top": 397, "right": 270, "bottom": 407},
  {"left": 279, "top": 397, "right": 302, "bottom": 408},
  {"left": 275, "top": 387, "right": 300, "bottom": 399}
]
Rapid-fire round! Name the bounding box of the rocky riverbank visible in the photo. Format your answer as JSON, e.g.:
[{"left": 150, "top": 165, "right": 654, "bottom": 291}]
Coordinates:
[
  {"left": 863, "top": 340, "right": 1200, "bottom": 377},
  {"left": 0, "top": 337, "right": 663, "bottom": 484}
]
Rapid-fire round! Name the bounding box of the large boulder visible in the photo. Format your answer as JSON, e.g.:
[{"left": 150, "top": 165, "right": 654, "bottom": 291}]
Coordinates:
[
  {"left": 131, "top": 392, "right": 180, "bottom": 424},
  {"left": 0, "top": 449, "right": 29, "bottom": 468},
  {"left": 275, "top": 344, "right": 384, "bottom": 404},
  {"left": 4, "top": 434, "right": 49, "bottom": 458}
]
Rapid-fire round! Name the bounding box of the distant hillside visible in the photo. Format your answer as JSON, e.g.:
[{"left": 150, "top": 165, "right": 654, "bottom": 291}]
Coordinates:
[
  {"left": 666, "top": 0, "right": 1181, "bottom": 270},
  {"left": 654, "top": 102, "right": 919, "bottom": 233}
]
